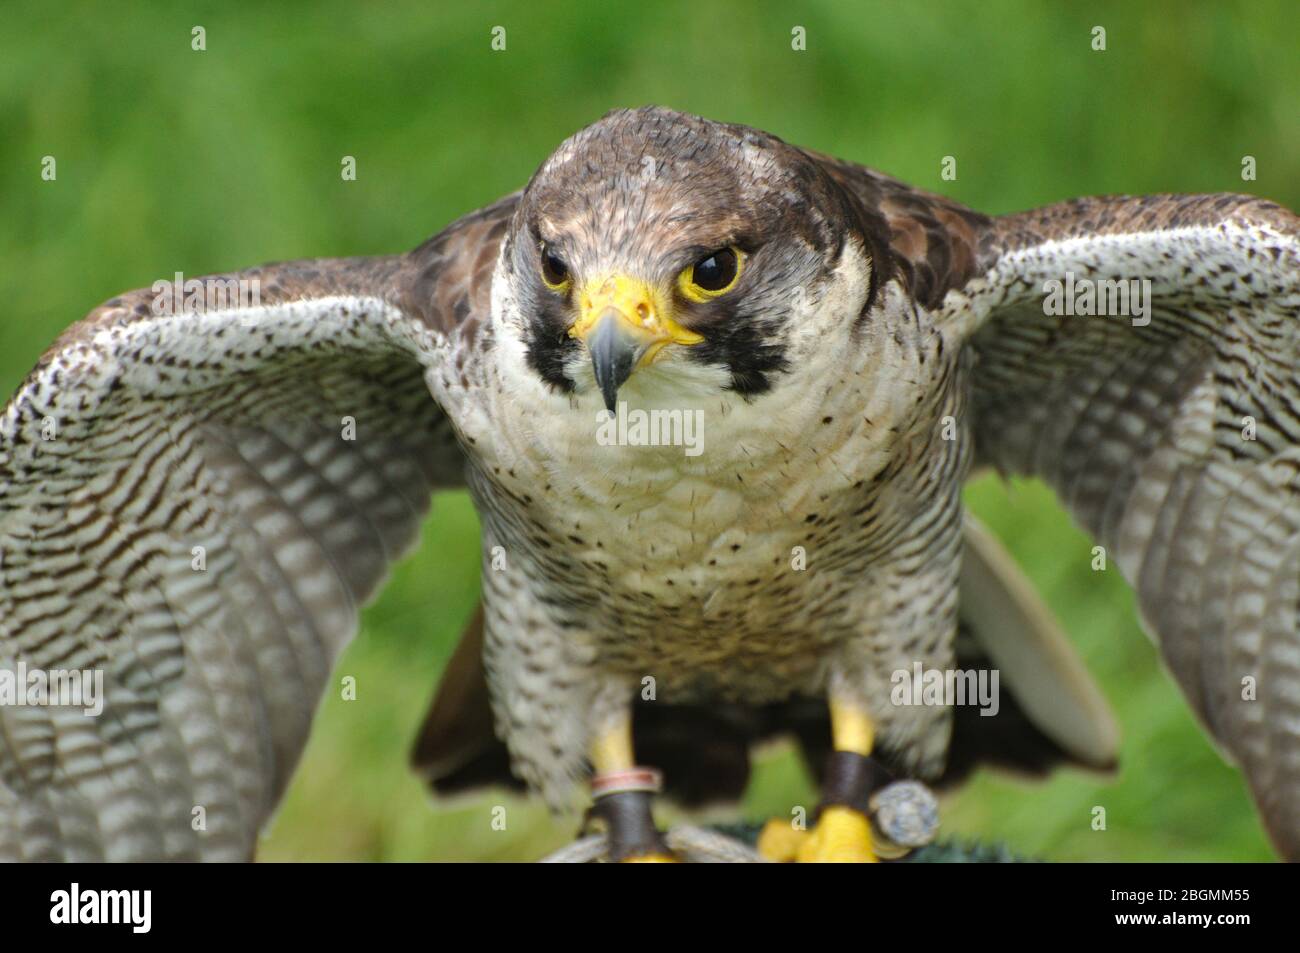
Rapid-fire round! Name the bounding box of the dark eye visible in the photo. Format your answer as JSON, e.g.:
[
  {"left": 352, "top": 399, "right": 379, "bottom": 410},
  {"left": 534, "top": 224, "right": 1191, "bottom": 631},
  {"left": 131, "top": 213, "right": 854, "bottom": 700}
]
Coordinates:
[
  {"left": 539, "top": 244, "right": 570, "bottom": 290},
  {"left": 682, "top": 247, "right": 742, "bottom": 299}
]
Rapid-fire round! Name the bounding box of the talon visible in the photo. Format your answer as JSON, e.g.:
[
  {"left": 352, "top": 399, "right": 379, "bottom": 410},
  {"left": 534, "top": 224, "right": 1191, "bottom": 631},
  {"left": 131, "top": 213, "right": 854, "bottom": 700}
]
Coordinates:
[
  {"left": 620, "top": 852, "right": 678, "bottom": 863},
  {"left": 764, "top": 701, "right": 901, "bottom": 862},
  {"left": 757, "top": 817, "right": 809, "bottom": 862},
  {"left": 759, "top": 806, "right": 879, "bottom": 863},
  {"left": 796, "top": 805, "right": 878, "bottom": 863}
]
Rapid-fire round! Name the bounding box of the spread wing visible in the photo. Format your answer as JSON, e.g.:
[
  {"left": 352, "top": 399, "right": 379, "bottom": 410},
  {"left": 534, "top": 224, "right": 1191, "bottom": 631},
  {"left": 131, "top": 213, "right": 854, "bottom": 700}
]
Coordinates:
[
  {"left": 0, "top": 193, "right": 517, "bottom": 860},
  {"left": 949, "top": 192, "right": 1300, "bottom": 858}
]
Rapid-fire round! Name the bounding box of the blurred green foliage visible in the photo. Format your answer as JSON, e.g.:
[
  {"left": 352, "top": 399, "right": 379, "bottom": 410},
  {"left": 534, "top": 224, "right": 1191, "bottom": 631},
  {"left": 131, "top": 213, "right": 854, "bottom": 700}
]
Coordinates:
[{"left": 2, "top": 0, "right": 1294, "bottom": 860}]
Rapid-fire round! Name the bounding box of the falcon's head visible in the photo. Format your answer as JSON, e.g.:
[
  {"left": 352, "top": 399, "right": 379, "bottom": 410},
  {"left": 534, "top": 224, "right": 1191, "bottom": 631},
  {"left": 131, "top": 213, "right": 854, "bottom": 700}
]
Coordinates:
[{"left": 498, "top": 107, "right": 887, "bottom": 412}]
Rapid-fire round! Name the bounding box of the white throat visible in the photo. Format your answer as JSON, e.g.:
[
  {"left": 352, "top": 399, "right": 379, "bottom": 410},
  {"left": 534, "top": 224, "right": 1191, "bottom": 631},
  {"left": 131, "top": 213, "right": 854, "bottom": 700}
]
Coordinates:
[{"left": 447, "top": 244, "right": 934, "bottom": 517}]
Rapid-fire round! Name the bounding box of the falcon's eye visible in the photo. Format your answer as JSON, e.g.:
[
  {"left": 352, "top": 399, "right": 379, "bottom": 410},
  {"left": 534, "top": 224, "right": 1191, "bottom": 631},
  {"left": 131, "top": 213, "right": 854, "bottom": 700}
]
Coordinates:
[
  {"left": 539, "top": 244, "right": 571, "bottom": 291},
  {"left": 679, "top": 247, "right": 743, "bottom": 301}
]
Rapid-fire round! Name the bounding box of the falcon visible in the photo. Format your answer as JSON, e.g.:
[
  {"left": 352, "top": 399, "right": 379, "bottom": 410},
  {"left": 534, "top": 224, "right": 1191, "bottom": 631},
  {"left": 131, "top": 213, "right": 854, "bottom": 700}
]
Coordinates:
[{"left": 2, "top": 106, "right": 1297, "bottom": 862}]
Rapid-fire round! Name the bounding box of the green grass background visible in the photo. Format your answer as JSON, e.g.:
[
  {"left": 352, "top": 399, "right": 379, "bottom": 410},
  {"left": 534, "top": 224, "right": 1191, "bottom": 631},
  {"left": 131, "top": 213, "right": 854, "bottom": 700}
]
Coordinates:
[{"left": 2, "top": 0, "right": 1296, "bottom": 860}]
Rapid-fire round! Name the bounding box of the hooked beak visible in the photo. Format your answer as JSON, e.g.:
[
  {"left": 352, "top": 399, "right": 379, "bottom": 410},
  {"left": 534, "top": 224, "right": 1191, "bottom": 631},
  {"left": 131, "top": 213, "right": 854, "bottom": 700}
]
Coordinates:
[
  {"left": 585, "top": 312, "right": 644, "bottom": 415},
  {"left": 568, "top": 274, "right": 703, "bottom": 413}
]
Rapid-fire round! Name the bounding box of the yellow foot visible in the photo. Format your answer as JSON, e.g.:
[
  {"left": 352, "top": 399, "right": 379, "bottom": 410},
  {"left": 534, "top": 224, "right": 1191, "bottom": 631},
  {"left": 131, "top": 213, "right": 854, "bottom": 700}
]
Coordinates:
[
  {"left": 619, "top": 852, "right": 678, "bottom": 863},
  {"left": 758, "top": 806, "right": 878, "bottom": 863},
  {"left": 757, "top": 817, "right": 808, "bottom": 861}
]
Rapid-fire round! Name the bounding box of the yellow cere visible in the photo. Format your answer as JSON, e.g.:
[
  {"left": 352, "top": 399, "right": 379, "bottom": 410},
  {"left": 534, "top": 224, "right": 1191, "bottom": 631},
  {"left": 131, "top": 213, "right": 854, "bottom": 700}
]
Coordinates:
[{"left": 569, "top": 273, "right": 704, "bottom": 365}]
